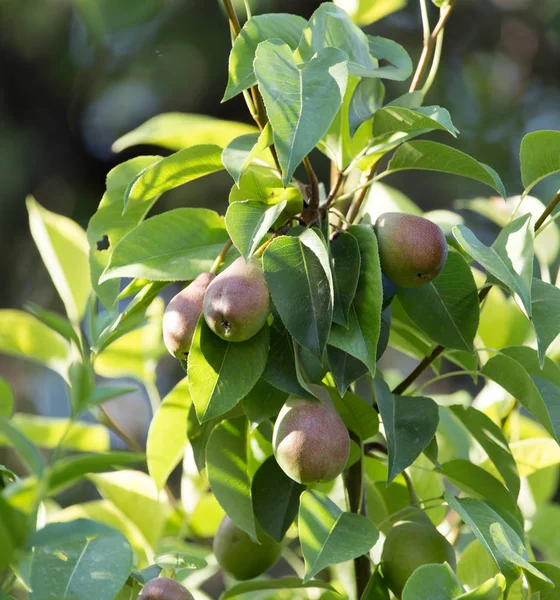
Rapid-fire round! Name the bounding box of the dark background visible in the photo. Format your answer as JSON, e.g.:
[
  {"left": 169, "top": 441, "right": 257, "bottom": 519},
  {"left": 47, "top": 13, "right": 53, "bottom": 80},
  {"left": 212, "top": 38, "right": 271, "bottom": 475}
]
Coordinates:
[{"left": 1, "top": 0, "right": 560, "bottom": 458}]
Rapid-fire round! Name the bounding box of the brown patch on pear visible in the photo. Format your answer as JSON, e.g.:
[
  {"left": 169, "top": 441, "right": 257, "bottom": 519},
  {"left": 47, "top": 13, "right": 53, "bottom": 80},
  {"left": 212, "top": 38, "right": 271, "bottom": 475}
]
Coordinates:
[
  {"left": 272, "top": 397, "right": 350, "bottom": 484},
  {"left": 375, "top": 213, "right": 448, "bottom": 288},
  {"left": 203, "top": 256, "right": 270, "bottom": 342},
  {"left": 162, "top": 272, "right": 215, "bottom": 358},
  {"left": 213, "top": 516, "right": 282, "bottom": 581},
  {"left": 138, "top": 577, "right": 194, "bottom": 600}
]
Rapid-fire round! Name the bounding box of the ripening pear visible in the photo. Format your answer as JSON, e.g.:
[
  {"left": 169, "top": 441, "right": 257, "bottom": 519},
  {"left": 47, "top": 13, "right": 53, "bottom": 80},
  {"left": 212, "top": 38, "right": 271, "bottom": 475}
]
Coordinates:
[
  {"left": 162, "top": 272, "right": 215, "bottom": 358},
  {"left": 138, "top": 577, "right": 194, "bottom": 600},
  {"left": 375, "top": 213, "right": 448, "bottom": 288},
  {"left": 213, "top": 516, "right": 282, "bottom": 581},
  {"left": 273, "top": 398, "right": 350, "bottom": 484},
  {"left": 203, "top": 256, "right": 270, "bottom": 342},
  {"left": 381, "top": 517, "right": 456, "bottom": 598}
]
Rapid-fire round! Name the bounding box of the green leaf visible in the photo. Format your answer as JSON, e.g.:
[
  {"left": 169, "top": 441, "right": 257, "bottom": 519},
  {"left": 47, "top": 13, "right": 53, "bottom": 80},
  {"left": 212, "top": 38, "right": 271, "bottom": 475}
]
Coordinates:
[
  {"left": 519, "top": 130, "right": 560, "bottom": 194},
  {"left": 329, "top": 225, "right": 382, "bottom": 375},
  {"left": 221, "top": 578, "right": 337, "bottom": 599},
  {"left": 101, "top": 208, "right": 229, "bottom": 282},
  {"left": 87, "top": 156, "right": 162, "bottom": 307},
  {"left": 334, "top": 0, "right": 407, "bottom": 26},
  {"left": 0, "top": 416, "right": 44, "bottom": 476},
  {"left": 1, "top": 414, "right": 109, "bottom": 452},
  {"left": 252, "top": 456, "right": 305, "bottom": 542},
  {"left": 88, "top": 385, "right": 138, "bottom": 408},
  {"left": 0, "top": 494, "right": 28, "bottom": 573},
  {"left": 206, "top": 416, "right": 255, "bottom": 539},
  {"left": 255, "top": 40, "right": 348, "bottom": 185},
  {"left": 299, "top": 489, "right": 379, "bottom": 583},
  {"left": 384, "top": 141, "right": 506, "bottom": 198},
  {"left": 507, "top": 437, "right": 560, "bottom": 477},
  {"left": 0, "top": 310, "right": 69, "bottom": 377},
  {"left": 349, "top": 78, "right": 385, "bottom": 138},
  {"left": 481, "top": 352, "right": 560, "bottom": 444},
  {"left": 263, "top": 230, "right": 333, "bottom": 359},
  {"left": 331, "top": 232, "right": 361, "bottom": 328},
  {"left": 223, "top": 13, "right": 307, "bottom": 101},
  {"left": 445, "top": 494, "right": 524, "bottom": 588},
  {"left": 154, "top": 551, "right": 207, "bottom": 571},
  {"left": 24, "top": 303, "right": 82, "bottom": 350},
  {"left": 450, "top": 406, "right": 520, "bottom": 498},
  {"left": 188, "top": 319, "right": 269, "bottom": 422},
  {"left": 89, "top": 470, "right": 170, "bottom": 548},
  {"left": 327, "top": 346, "right": 368, "bottom": 397},
  {"left": 222, "top": 126, "right": 274, "bottom": 186},
  {"left": 526, "top": 562, "right": 560, "bottom": 599},
  {"left": 440, "top": 460, "right": 520, "bottom": 519},
  {"left": 327, "top": 386, "right": 379, "bottom": 442},
  {"left": 48, "top": 452, "right": 145, "bottom": 495},
  {"left": 532, "top": 278, "right": 560, "bottom": 366},
  {"left": 226, "top": 200, "right": 286, "bottom": 261},
  {"left": 262, "top": 323, "right": 313, "bottom": 398},
  {"left": 361, "top": 570, "right": 390, "bottom": 600},
  {"left": 242, "top": 378, "right": 288, "bottom": 426},
  {"left": 29, "top": 520, "right": 133, "bottom": 600},
  {"left": 27, "top": 197, "right": 91, "bottom": 323},
  {"left": 113, "top": 113, "right": 257, "bottom": 152},
  {"left": 372, "top": 106, "right": 457, "bottom": 137},
  {"left": 296, "top": 4, "right": 374, "bottom": 75},
  {"left": 458, "top": 575, "right": 506, "bottom": 599},
  {"left": 0, "top": 378, "right": 14, "bottom": 418},
  {"left": 401, "top": 563, "right": 463, "bottom": 600},
  {"left": 397, "top": 249, "right": 480, "bottom": 352},
  {"left": 453, "top": 215, "right": 534, "bottom": 318},
  {"left": 366, "top": 35, "right": 414, "bottom": 80},
  {"left": 147, "top": 377, "right": 191, "bottom": 490},
  {"left": 230, "top": 165, "right": 303, "bottom": 216},
  {"left": 123, "top": 144, "right": 224, "bottom": 211},
  {"left": 374, "top": 375, "right": 439, "bottom": 482}
]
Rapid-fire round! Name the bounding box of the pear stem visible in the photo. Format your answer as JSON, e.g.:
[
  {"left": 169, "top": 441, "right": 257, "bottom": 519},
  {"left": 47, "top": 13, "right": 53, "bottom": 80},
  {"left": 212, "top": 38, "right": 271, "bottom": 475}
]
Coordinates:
[{"left": 210, "top": 239, "right": 233, "bottom": 274}]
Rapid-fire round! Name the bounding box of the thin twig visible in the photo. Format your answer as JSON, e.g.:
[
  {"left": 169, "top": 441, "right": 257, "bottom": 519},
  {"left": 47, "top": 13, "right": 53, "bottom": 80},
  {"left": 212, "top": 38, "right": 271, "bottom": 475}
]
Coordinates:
[
  {"left": 210, "top": 239, "right": 233, "bottom": 274},
  {"left": 409, "top": 0, "right": 456, "bottom": 93},
  {"left": 324, "top": 170, "right": 345, "bottom": 208},
  {"left": 222, "top": 0, "right": 242, "bottom": 36},
  {"left": 345, "top": 160, "right": 380, "bottom": 226},
  {"left": 534, "top": 189, "right": 560, "bottom": 231}
]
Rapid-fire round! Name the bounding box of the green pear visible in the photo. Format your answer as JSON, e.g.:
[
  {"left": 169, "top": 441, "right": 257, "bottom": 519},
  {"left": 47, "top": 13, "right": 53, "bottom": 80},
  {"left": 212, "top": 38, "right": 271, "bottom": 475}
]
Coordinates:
[
  {"left": 162, "top": 272, "right": 215, "bottom": 358},
  {"left": 375, "top": 213, "right": 448, "bottom": 288},
  {"left": 272, "top": 397, "right": 350, "bottom": 484},
  {"left": 213, "top": 516, "right": 283, "bottom": 580},
  {"left": 203, "top": 257, "right": 270, "bottom": 342},
  {"left": 381, "top": 518, "right": 456, "bottom": 598},
  {"left": 138, "top": 577, "right": 194, "bottom": 600}
]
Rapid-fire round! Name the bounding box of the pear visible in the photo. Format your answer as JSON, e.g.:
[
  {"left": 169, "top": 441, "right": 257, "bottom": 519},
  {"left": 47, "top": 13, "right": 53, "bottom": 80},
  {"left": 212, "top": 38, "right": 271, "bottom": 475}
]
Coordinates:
[
  {"left": 375, "top": 213, "right": 448, "bottom": 288},
  {"left": 162, "top": 272, "right": 215, "bottom": 358},
  {"left": 138, "top": 577, "right": 194, "bottom": 600},
  {"left": 203, "top": 257, "right": 270, "bottom": 342},
  {"left": 381, "top": 518, "right": 456, "bottom": 598},
  {"left": 213, "top": 516, "right": 282, "bottom": 581},
  {"left": 273, "top": 398, "right": 350, "bottom": 484}
]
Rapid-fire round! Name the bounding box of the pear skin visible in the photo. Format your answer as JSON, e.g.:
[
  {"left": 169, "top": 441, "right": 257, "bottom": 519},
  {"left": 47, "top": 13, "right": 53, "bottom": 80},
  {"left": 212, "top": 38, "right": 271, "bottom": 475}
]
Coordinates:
[
  {"left": 203, "top": 257, "right": 270, "bottom": 342},
  {"left": 138, "top": 577, "right": 194, "bottom": 600},
  {"left": 213, "top": 516, "right": 282, "bottom": 581},
  {"left": 375, "top": 213, "right": 448, "bottom": 288},
  {"left": 273, "top": 398, "right": 350, "bottom": 484},
  {"left": 163, "top": 272, "right": 214, "bottom": 358}
]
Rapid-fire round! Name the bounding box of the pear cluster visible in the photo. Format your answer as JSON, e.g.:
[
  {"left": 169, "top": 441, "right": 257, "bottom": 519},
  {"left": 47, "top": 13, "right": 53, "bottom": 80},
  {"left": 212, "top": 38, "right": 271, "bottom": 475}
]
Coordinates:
[
  {"left": 375, "top": 212, "right": 448, "bottom": 289},
  {"left": 162, "top": 256, "right": 270, "bottom": 358}
]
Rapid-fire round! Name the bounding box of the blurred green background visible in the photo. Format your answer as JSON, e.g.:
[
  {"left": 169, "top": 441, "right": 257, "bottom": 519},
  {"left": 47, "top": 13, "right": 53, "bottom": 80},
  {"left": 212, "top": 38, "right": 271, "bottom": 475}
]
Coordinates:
[{"left": 1, "top": 0, "right": 560, "bottom": 494}]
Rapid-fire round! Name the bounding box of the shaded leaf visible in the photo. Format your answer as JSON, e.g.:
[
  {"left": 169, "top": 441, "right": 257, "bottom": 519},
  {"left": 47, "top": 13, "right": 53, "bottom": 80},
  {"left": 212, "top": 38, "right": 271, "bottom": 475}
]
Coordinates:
[
  {"left": 0, "top": 416, "right": 44, "bottom": 476},
  {"left": 221, "top": 578, "right": 337, "bottom": 600},
  {"left": 331, "top": 232, "right": 361, "bottom": 328}
]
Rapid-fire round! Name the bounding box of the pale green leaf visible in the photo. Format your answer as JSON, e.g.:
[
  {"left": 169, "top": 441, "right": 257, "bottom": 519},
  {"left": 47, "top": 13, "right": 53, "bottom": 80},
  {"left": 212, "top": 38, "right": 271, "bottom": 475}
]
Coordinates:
[
  {"left": 0, "top": 416, "right": 44, "bottom": 477},
  {"left": 226, "top": 200, "right": 286, "bottom": 261},
  {"left": 113, "top": 113, "right": 257, "bottom": 152},
  {"left": 27, "top": 197, "right": 91, "bottom": 323},
  {"left": 334, "top": 0, "right": 407, "bottom": 26},
  {"left": 101, "top": 208, "right": 229, "bottom": 282},
  {"left": 532, "top": 278, "right": 560, "bottom": 366},
  {"left": 520, "top": 130, "right": 560, "bottom": 194},
  {"left": 401, "top": 564, "right": 463, "bottom": 600},
  {"left": 147, "top": 377, "right": 191, "bottom": 490},
  {"left": 384, "top": 141, "right": 506, "bottom": 198},
  {"left": 0, "top": 378, "right": 14, "bottom": 418},
  {"left": 372, "top": 106, "right": 457, "bottom": 137},
  {"left": 366, "top": 35, "right": 413, "bottom": 81},
  {"left": 221, "top": 578, "right": 337, "bottom": 599}
]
